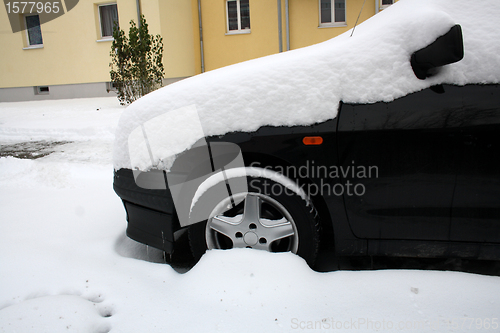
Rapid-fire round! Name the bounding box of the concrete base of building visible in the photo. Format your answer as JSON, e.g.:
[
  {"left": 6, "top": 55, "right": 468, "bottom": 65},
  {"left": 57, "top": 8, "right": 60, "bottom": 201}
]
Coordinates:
[{"left": 0, "top": 77, "right": 188, "bottom": 103}]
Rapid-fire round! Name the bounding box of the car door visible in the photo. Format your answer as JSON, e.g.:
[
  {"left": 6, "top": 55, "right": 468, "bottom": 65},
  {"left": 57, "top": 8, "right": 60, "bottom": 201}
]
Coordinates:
[
  {"left": 337, "top": 85, "right": 464, "bottom": 241},
  {"left": 450, "top": 84, "right": 500, "bottom": 243}
]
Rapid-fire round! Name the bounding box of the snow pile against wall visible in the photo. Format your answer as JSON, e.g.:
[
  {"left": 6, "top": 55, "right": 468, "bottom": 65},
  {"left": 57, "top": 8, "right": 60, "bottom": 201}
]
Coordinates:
[{"left": 113, "top": 0, "right": 500, "bottom": 171}]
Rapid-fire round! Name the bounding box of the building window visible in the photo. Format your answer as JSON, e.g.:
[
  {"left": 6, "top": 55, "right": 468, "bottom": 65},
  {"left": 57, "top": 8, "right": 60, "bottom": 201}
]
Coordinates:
[
  {"left": 226, "top": 0, "right": 250, "bottom": 33},
  {"left": 34, "top": 86, "right": 50, "bottom": 95},
  {"left": 106, "top": 81, "right": 118, "bottom": 92},
  {"left": 320, "top": 0, "right": 346, "bottom": 26},
  {"left": 380, "top": 0, "right": 394, "bottom": 9},
  {"left": 99, "top": 3, "right": 119, "bottom": 39},
  {"left": 25, "top": 15, "right": 43, "bottom": 46}
]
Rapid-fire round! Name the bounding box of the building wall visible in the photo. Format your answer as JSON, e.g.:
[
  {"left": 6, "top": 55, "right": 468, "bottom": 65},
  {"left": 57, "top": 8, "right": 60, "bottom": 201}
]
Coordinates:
[
  {"left": 0, "top": 0, "right": 397, "bottom": 101},
  {"left": 158, "top": 0, "right": 198, "bottom": 78},
  {"left": 0, "top": 0, "right": 134, "bottom": 89},
  {"left": 289, "top": 0, "right": 374, "bottom": 49},
  {"left": 200, "top": 0, "right": 281, "bottom": 72},
  {"left": 0, "top": 0, "right": 196, "bottom": 96},
  {"left": 0, "top": 82, "right": 112, "bottom": 102},
  {"left": 199, "top": 0, "right": 398, "bottom": 72},
  {"left": 289, "top": 0, "right": 399, "bottom": 49}
]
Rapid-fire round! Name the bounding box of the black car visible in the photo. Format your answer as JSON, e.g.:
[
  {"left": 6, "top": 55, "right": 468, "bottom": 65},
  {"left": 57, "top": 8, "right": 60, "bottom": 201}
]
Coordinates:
[{"left": 113, "top": 2, "right": 500, "bottom": 268}]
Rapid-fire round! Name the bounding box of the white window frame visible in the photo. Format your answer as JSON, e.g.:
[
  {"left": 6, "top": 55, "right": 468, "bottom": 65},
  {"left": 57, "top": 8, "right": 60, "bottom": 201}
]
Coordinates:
[
  {"left": 319, "top": 0, "right": 346, "bottom": 28},
  {"left": 225, "top": 0, "right": 251, "bottom": 35},
  {"left": 98, "top": 3, "right": 119, "bottom": 41},
  {"left": 23, "top": 14, "right": 43, "bottom": 49}
]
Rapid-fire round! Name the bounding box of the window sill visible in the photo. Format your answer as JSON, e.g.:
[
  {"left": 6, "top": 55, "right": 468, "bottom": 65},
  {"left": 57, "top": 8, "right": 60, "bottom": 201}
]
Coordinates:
[
  {"left": 97, "top": 38, "right": 114, "bottom": 42},
  {"left": 318, "top": 23, "right": 347, "bottom": 28},
  {"left": 225, "top": 30, "right": 251, "bottom": 36},
  {"left": 23, "top": 44, "right": 44, "bottom": 50}
]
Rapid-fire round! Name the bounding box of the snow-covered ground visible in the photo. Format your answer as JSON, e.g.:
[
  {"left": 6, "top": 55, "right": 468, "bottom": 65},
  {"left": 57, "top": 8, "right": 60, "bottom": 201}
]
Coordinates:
[{"left": 1, "top": 97, "right": 500, "bottom": 333}]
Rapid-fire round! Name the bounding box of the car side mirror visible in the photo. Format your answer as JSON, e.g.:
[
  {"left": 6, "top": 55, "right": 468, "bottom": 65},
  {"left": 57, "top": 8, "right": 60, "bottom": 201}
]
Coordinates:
[{"left": 411, "top": 24, "right": 464, "bottom": 80}]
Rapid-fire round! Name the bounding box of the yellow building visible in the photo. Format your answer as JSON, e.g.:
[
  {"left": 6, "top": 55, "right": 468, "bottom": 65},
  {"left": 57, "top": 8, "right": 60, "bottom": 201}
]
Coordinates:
[{"left": 0, "top": 0, "right": 396, "bottom": 102}]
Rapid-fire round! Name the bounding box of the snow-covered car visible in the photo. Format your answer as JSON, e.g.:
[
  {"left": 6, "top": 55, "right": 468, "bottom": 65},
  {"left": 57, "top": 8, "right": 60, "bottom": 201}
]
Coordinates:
[{"left": 113, "top": 0, "right": 500, "bottom": 268}]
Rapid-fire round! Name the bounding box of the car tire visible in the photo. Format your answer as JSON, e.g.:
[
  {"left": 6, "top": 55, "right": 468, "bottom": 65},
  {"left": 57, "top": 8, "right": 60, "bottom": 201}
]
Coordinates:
[{"left": 188, "top": 176, "right": 320, "bottom": 267}]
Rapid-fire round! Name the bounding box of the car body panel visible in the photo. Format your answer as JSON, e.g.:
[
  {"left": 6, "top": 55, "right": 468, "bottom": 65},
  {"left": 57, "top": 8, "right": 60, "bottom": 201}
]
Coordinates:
[
  {"left": 451, "top": 84, "right": 500, "bottom": 243},
  {"left": 113, "top": 84, "right": 500, "bottom": 260},
  {"left": 112, "top": 0, "right": 500, "bottom": 262},
  {"left": 338, "top": 85, "right": 462, "bottom": 241}
]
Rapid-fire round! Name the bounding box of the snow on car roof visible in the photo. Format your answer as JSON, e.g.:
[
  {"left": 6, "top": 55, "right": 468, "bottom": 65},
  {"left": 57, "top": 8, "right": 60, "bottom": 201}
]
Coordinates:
[{"left": 114, "top": 0, "right": 500, "bottom": 171}]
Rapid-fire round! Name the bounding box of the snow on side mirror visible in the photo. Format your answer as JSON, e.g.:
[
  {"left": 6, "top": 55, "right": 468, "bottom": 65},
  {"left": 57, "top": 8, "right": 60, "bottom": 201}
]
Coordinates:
[{"left": 411, "top": 24, "right": 464, "bottom": 80}]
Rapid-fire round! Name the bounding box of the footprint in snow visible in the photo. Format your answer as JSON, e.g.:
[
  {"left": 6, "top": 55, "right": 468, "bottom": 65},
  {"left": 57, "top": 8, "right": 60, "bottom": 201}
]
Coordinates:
[{"left": 0, "top": 294, "right": 113, "bottom": 333}]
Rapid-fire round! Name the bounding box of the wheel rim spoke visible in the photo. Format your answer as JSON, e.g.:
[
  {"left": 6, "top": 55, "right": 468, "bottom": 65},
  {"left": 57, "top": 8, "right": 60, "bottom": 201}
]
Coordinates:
[
  {"left": 253, "top": 242, "right": 272, "bottom": 251},
  {"left": 210, "top": 215, "right": 240, "bottom": 237},
  {"left": 260, "top": 222, "right": 295, "bottom": 244},
  {"left": 242, "top": 194, "right": 260, "bottom": 224}
]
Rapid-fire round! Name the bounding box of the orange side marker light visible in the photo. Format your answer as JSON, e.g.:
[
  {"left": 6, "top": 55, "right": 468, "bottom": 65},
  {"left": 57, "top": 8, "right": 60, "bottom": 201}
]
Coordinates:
[{"left": 303, "top": 136, "right": 323, "bottom": 145}]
